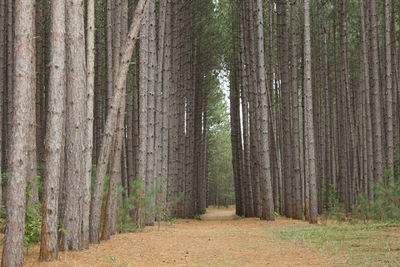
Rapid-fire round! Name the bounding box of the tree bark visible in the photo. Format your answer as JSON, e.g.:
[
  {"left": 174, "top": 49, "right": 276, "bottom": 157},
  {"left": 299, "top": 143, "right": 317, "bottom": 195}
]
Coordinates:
[
  {"left": 146, "top": 0, "right": 156, "bottom": 223},
  {"left": 89, "top": 0, "right": 150, "bottom": 244},
  {"left": 384, "top": 0, "right": 394, "bottom": 179},
  {"left": 1, "top": 0, "right": 35, "bottom": 265},
  {"left": 370, "top": 0, "right": 384, "bottom": 184},
  {"left": 304, "top": 0, "right": 318, "bottom": 224},
  {"left": 82, "top": 0, "right": 95, "bottom": 250},
  {"left": 289, "top": 0, "right": 302, "bottom": 219},
  {"left": 255, "top": 0, "right": 274, "bottom": 221},
  {"left": 277, "top": 0, "right": 293, "bottom": 218},
  {"left": 59, "top": 0, "right": 86, "bottom": 251},
  {"left": 39, "top": 0, "right": 66, "bottom": 260},
  {"left": 0, "top": 0, "right": 4, "bottom": 213}
]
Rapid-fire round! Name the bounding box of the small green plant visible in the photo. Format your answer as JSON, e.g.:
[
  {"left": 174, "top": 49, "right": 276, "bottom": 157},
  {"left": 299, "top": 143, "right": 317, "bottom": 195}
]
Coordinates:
[
  {"left": 233, "top": 215, "right": 245, "bottom": 220},
  {"left": 116, "top": 178, "right": 184, "bottom": 232},
  {"left": 274, "top": 211, "right": 280, "bottom": 219},
  {"left": 322, "top": 184, "right": 346, "bottom": 223},
  {"left": 352, "top": 182, "right": 400, "bottom": 222},
  {"left": 194, "top": 215, "right": 203, "bottom": 221},
  {"left": 24, "top": 203, "right": 42, "bottom": 252},
  {"left": 106, "top": 255, "right": 116, "bottom": 262},
  {"left": 161, "top": 212, "right": 178, "bottom": 225},
  {"left": 24, "top": 181, "right": 42, "bottom": 253}
]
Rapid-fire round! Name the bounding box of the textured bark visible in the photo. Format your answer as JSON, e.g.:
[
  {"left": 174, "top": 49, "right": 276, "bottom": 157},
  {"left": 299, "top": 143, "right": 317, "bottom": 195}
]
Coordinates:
[
  {"left": 146, "top": 0, "right": 156, "bottom": 222},
  {"left": 370, "top": 0, "right": 384, "bottom": 184},
  {"left": 102, "top": 81, "right": 126, "bottom": 240},
  {"left": 390, "top": 0, "right": 399, "bottom": 163},
  {"left": 161, "top": 0, "right": 172, "bottom": 208},
  {"left": 39, "top": 0, "right": 66, "bottom": 260},
  {"left": 155, "top": 0, "right": 166, "bottom": 211},
  {"left": 193, "top": 53, "right": 203, "bottom": 215},
  {"left": 59, "top": 0, "right": 86, "bottom": 251},
  {"left": 94, "top": 3, "right": 105, "bottom": 163},
  {"left": 183, "top": 3, "right": 194, "bottom": 218},
  {"left": 136, "top": 4, "right": 149, "bottom": 227},
  {"left": 255, "top": 0, "right": 274, "bottom": 221},
  {"left": 278, "top": 0, "right": 293, "bottom": 218},
  {"left": 138, "top": 4, "right": 148, "bottom": 182},
  {"left": 27, "top": 0, "right": 39, "bottom": 205},
  {"left": 321, "top": 0, "right": 332, "bottom": 206},
  {"left": 6, "top": 0, "right": 13, "bottom": 171},
  {"left": 0, "top": 0, "right": 4, "bottom": 212},
  {"left": 167, "top": 0, "right": 179, "bottom": 216},
  {"left": 89, "top": 0, "right": 149, "bottom": 244},
  {"left": 242, "top": 0, "right": 254, "bottom": 217},
  {"left": 304, "top": 0, "right": 318, "bottom": 224},
  {"left": 176, "top": 8, "right": 186, "bottom": 217},
  {"left": 384, "top": 0, "right": 394, "bottom": 179},
  {"left": 82, "top": 0, "right": 95, "bottom": 250},
  {"left": 268, "top": 2, "right": 280, "bottom": 212},
  {"left": 199, "top": 96, "right": 208, "bottom": 214},
  {"left": 230, "top": 29, "right": 243, "bottom": 216},
  {"left": 290, "top": 0, "right": 302, "bottom": 220},
  {"left": 106, "top": 0, "right": 113, "bottom": 111},
  {"left": 360, "top": 0, "right": 374, "bottom": 201},
  {"left": 35, "top": 0, "right": 44, "bottom": 165},
  {"left": 1, "top": 0, "right": 35, "bottom": 265},
  {"left": 238, "top": 3, "right": 251, "bottom": 218}
]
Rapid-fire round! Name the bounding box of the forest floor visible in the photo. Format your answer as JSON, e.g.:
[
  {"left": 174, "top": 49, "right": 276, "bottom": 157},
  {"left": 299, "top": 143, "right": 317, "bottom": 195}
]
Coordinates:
[{"left": 10, "top": 207, "right": 400, "bottom": 266}]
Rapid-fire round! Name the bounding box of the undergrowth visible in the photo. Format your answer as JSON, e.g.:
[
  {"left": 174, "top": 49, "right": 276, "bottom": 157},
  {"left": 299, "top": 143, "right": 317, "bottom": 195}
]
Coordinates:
[{"left": 274, "top": 222, "right": 400, "bottom": 266}]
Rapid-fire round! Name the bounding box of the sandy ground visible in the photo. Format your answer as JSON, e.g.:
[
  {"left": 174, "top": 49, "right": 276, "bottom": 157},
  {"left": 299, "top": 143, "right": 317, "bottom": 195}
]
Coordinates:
[{"left": 16, "top": 207, "right": 335, "bottom": 266}]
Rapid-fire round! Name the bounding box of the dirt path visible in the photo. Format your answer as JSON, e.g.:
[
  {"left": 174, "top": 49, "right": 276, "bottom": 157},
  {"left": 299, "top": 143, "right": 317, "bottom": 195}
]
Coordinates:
[{"left": 22, "top": 207, "right": 335, "bottom": 266}]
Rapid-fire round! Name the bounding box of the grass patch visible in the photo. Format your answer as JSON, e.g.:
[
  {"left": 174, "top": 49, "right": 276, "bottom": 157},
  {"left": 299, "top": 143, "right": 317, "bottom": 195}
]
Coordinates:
[
  {"left": 233, "top": 215, "right": 245, "bottom": 220},
  {"left": 273, "top": 223, "right": 400, "bottom": 266}
]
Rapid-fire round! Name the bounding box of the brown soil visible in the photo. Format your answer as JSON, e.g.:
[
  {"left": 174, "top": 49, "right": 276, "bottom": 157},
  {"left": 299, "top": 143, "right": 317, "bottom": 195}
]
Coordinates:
[{"left": 14, "top": 208, "right": 335, "bottom": 266}]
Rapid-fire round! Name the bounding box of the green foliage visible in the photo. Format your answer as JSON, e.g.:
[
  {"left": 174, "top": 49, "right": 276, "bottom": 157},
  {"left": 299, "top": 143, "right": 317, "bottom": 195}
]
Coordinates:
[
  {"left": 24, "top": 179, "right": 42, "bottom": 249},
  {"left": 353, "top": 182, "right": 400, "bottom": 222},
  {"left": 116, "top": 178, "right": 182, "bottom": 232},
  {"left": 274, "top": 223, "right": 400, "bottom": 266},
  {"left": 116, "top": 179, "right": 145, "bottom": 232},
  {"left": 274, "top": 212, "right": 280, "bottom": 220},
  {"left": 322, "top": 184, "right": 346, "bottom": 223},
  {"left": 106, "top": 255, "right": 116, "bottom": 262},
  {"left": 206, "top": 84, "right": 235, "bottom": 207},
  {"left": 162, "top": 213, "right": 178, "bottom": 226},
  {"left": 233, "top": 215, "right": 245, "bottom": 220},
  {"left": 194, "top": 215, "right": 203, "bottom": 221},
  {"left": 24, "top": 203, "right": 42, "bottom": 248}
]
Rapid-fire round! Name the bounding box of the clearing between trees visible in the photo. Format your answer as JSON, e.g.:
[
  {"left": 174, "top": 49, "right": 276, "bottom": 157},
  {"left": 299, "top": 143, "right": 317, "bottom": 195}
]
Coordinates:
[{"left": 12, "top": 207, "right": 399, "bottom": 266}]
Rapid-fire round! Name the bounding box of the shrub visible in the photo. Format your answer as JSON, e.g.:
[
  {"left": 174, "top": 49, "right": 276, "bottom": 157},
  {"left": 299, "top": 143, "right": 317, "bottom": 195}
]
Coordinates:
[
  {"left": 353, "top": 182, "right": 400, "bottom": 222},
  {"left": 322, "top": 184, "right": 346, "bottom": 222}
]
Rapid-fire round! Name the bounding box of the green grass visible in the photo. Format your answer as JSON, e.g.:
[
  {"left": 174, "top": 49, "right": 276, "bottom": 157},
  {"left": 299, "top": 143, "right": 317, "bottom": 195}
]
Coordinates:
[{"left": 272, "top": 223, "right": 400, "bottom": 266}]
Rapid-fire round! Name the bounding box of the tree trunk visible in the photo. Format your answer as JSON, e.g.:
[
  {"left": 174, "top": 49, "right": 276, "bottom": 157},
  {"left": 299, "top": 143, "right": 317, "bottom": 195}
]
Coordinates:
[
  {"left": 0, "top": 0, "right": 4, "bottom": 213},
  {"left": 384, "top": 0, "right": 394, "bottom": 179},
  {"left": 39, "top": 0, "right": 66, "bottom": 260},
  {"left": 89, "top": 0, "right": 150, "bottom": 244},
  {"left": 255, "top": 0, "right": 274, "bottom": 221},
  {"left": 6, "top": 0, "right": 14, "bottom": 170},
  {"left": 161, "top": 0, "right": 172, "bottom": 211},
  {"left": 370, "top": 0, "right": 384, "bottom": 184},
  {"left": 304, "top": 0, "right": 318, "bottom": 224},
  {"left": 59, "top": 0, "right": 86, "bottom": 251},
  {"left": 82, "top": 0, "right": 95, "bottom": 250},
  {"left": 146, "top": 0, "right": 156, "bottom": 223},
  {"left": 290, "top": 0, "right": 302, "bottom": 219},
  {"left": 106, "top": 0, "right": 113, "bottom": 111},
  {"left": 1, "top": 0, "right": 35, "bottom": 265},
  {"left": 238, "top": 1, "right": 251, "bottom": 218},
  {"left": 155, "top": 0, "right": 166, "bottom": 215}
]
